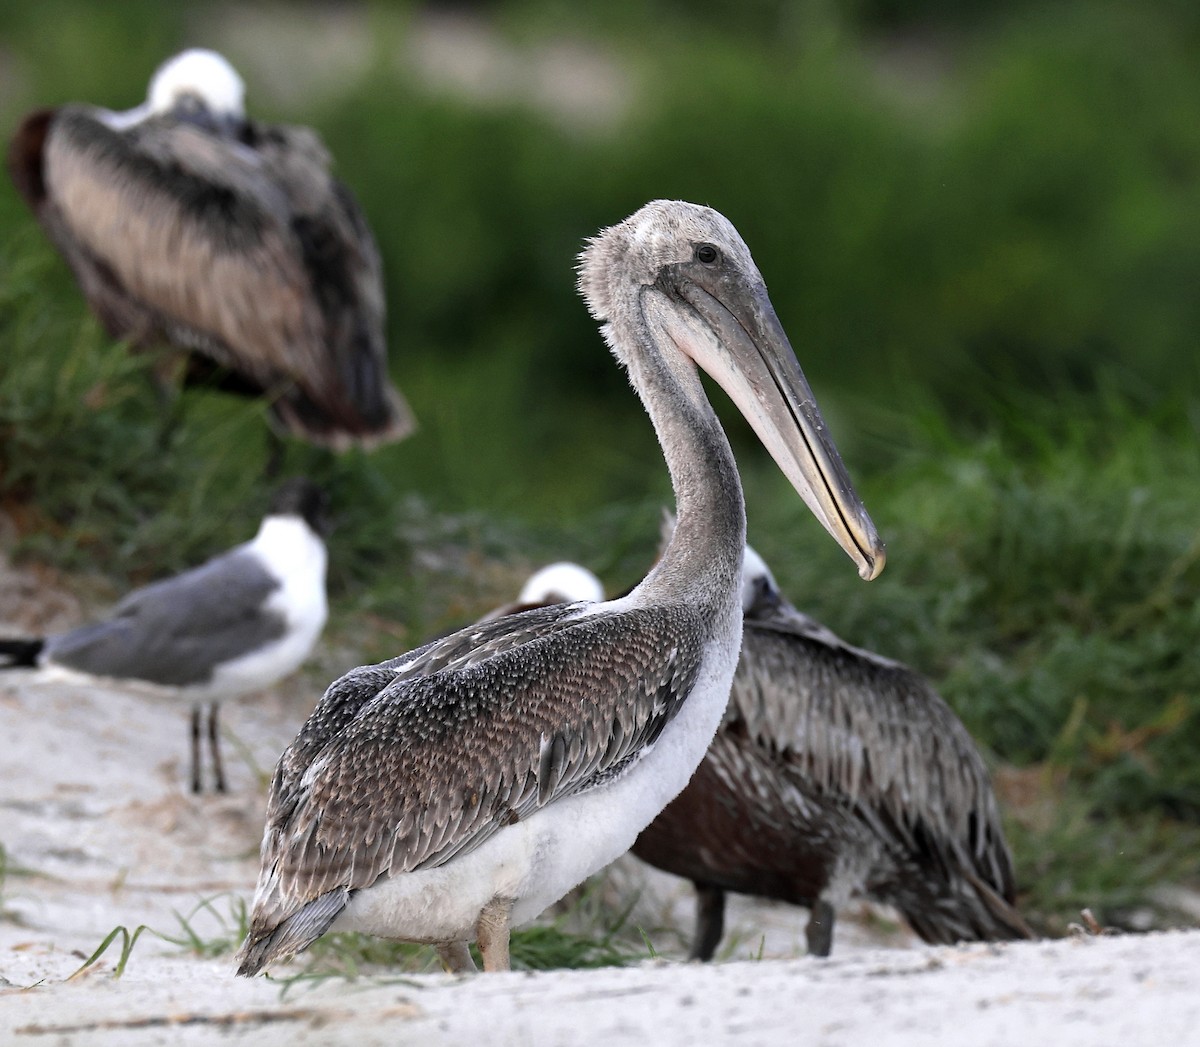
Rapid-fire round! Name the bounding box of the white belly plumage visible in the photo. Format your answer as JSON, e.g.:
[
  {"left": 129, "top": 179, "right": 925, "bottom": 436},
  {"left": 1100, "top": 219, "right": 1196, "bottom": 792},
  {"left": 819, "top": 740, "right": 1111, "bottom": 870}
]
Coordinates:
[{"left": 332, "top": 632, "right": 739, "bottom": 943}]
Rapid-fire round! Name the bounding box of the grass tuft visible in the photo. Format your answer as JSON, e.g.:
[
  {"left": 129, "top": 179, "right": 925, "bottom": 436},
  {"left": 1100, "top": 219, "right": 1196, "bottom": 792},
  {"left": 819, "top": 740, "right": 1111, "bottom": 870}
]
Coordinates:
[
  {"left": 68, "top": 896, "right": 250, "bottom": 979},
  {"left": 261, "top": 877, "right": 657, "bottom": 983},
  {"left": 69, "top": 924, "right": 158, "bottom": 980},
  {"left": 162, "top": 896, "right": 251, "bottom": 960}
]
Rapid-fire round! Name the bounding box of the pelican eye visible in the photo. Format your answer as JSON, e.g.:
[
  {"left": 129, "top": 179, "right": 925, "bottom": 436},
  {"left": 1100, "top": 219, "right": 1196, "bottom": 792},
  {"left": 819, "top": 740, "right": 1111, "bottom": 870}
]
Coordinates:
[{"left": 694, "top": 243, "right": 720, "bottom": 266}]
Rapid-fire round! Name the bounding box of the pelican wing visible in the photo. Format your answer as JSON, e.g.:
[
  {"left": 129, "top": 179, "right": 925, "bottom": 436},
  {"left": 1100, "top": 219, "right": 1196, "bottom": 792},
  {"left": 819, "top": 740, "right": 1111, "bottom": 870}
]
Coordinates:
[
  {"left": 33, "top": 107, "right": 408, "bottom": 444},
  {"left": 7, "top": 108, "right": 54, "bottom": 208},
  {"left": 239, "top": 121, "right": 411, "bottom": 442},
  {"left": 248, "top": 601, "right": 702, "bottom": 932},
  {"left": 42, "top": 108, "right": 322, "bottom": 380},
  {"left": 735, "top": 602, "right": 1015, "bottom": 894}
]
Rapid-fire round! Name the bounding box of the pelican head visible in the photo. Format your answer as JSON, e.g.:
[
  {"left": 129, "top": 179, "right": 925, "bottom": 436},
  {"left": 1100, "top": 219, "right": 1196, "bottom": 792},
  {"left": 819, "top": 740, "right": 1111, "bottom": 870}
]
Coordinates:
[
  {"left": 518, "top": 562, "right": 605, "bottom": 605},
  {"left": 147, "top": 48, "right": 246, "bottom": 124},
  {"left": 579, "top": 200, "right": 885, "bottom": 581}
]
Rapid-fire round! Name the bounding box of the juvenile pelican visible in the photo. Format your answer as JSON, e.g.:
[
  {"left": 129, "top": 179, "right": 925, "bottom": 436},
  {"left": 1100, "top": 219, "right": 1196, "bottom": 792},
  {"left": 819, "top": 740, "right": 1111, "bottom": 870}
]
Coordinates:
[
  {"left": 235, "top": 200, "right": 885, "bottom": 976},
  {"left": 632, "top": 542, "right": 1033, "bottom": 958},
  {"left": 7, "top": 48, "right": 414, "bottom": 450},
  {"left": 0, "top": 479, "right": 330, "bottom": 792}
]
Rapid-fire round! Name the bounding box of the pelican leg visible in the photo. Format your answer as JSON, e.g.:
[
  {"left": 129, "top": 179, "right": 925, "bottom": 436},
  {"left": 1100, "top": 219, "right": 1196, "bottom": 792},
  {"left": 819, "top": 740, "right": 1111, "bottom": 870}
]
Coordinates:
[
  {"left": 435, "top": 941, "right": 477, "bottom": 973},
  {"left": 806, "top": 899, "right": 835, "bottom": 957},
  {"left": 689, "top": 883, "right": 726, "bottom": 962},
  {"left": 475, "top": 897, "right": 514, "bottom": 972},
  {"left": 208, "top": 700, "right": 227, "bottom": 794},
  {"left": 190, "top": 704, "right": 204, "bottom": 793}
]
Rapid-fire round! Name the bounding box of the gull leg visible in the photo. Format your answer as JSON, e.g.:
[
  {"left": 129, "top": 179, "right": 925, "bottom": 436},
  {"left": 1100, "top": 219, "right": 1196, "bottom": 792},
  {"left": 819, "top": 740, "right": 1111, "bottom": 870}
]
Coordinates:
[
  {"left": 690, "top": 883, "right": 726, "bottom": 961},
  {"left": 475, "top": 897, "right": 514, "bottom": 972},
  {"left": 806, "top": 898, "right": 836, "bottom": 957},
  {"left": 435, "top": 941, "right": 477, "bottom": 973},
  {"left": 190, "top": 704, "right": 203, "bottom": 793},
  {"left": 208, "top": 701, "right": 227, "bottom": 793}
]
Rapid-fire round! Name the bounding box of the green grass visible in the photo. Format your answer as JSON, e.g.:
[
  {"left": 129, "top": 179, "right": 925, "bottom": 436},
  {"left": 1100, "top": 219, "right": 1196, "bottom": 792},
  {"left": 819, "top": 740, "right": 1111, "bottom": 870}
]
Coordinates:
[
  {"left": 0, "top": 232, "right": 275, "bottom": 581},
  {"left": 69, "top": 895, "right": 250, "bottom": 979},
  {"left": 1000, "top": 769, "right": 1200, "bottom": 936},
  {"left": 271, "top": 876, "right": 658, "bottom": 979},
  {"left": 70, "top": 923, "right": 159, "bottom": 979},
  {"left": 735, "top": 382, "right": 1200, "bottom": 934},
  {"left": 743, "top": 378, "right": 1200, "bottom": 814},
  {"left": 281, "top": 921, "right": 650, "bottom": 981},
  {"left": 68, "top": 881, "right": 656, "bottom": 981}
]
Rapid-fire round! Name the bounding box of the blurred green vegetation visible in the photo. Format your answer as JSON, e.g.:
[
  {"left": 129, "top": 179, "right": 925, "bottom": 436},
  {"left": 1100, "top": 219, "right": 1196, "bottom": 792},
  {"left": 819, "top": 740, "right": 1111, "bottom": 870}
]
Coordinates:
[{"left": 2, "top": 0, "right": 1199, "bottom": 937}]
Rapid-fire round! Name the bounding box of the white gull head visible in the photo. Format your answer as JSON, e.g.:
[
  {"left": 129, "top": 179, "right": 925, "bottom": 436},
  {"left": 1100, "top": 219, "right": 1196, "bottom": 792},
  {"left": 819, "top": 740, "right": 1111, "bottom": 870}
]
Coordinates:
[
  {"left": 148, "top": 48, "right": 245, "bottom": 118},
  {"left": 518, "top": 562, "right": 605, "bottom": 605}
]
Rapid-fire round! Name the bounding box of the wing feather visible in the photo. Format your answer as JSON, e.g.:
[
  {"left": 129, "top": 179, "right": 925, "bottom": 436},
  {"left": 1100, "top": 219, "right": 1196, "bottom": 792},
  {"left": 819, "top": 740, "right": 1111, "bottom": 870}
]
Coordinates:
[
  {"left": 734, "top": 599, "right": 1016, "bottom": 896},
  {"left": 45, "top": 108, "right": 323, "bottom": 386},
  {"left": 248, "top": 603, "right": 702, "bottom": 936},
  {"left": 43, "top": 547, "right": 283, "bottom": 687},
  {"left": 33, "top": 107, "right": 410, "bottom": 445}
]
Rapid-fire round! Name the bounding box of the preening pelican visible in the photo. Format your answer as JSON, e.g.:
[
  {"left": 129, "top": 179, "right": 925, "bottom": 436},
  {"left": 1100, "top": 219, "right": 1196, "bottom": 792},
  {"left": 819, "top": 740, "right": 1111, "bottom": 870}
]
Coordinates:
[
  {"left": 7, "top": 48, "right": 415, "bottom": 450},
  {"left": 632, "top": 542, "right": 1033, "bottom": 958},
  {"left": 0, "top": 480, "right": 330, "bottom": 793},
  {"left": 234, "top": 200, "right": 884, "bottom": 976}
]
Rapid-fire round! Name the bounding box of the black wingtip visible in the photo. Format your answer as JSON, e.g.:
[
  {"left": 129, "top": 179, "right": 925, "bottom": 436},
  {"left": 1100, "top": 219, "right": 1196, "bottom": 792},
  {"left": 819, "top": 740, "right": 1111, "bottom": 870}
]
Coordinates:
[
  {"left": 0, "top": 637, "right": 45, "bottom": 668},
  {"left": 234, "top": 936, "right": 272, "bottom": 978}
]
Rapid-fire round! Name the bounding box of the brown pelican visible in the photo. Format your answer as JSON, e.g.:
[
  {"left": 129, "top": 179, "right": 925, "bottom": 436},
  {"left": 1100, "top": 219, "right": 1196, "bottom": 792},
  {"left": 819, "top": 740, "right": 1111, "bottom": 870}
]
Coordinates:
[
  {"left": 234, "top": 200, "right": 884, "bottom": 977},
  {"left": 6, "top": 48, "right": 414, "bottom": 450},
  {"left": 631, "top": 539, "right": 1033, "bottom": 959},
  {"left": 0, "top": 479, "right": 330, "bottom": 792}
]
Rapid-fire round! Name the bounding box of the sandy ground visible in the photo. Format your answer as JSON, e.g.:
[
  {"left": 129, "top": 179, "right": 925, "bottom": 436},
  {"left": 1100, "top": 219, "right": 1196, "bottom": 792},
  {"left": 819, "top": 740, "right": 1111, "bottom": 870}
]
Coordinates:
[{"left": 1, "top": 552, "right": 1197, "bottom": 1046}]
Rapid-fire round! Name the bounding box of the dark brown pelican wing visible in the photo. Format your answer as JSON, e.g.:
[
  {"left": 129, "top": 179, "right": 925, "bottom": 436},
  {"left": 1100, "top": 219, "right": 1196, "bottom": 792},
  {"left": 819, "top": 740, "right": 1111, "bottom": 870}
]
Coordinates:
[
  {"left": 246, "top": 601, "right": 703, "bottom": 939},
  {"left": 7, "top": 108, "right": 54, "bottom": 208},
  {"left": 633, "top": 719, "right": 852, "bottom": 905},
  {"left": 734, "top": 605, "right": 1018, "bottom": 897}
]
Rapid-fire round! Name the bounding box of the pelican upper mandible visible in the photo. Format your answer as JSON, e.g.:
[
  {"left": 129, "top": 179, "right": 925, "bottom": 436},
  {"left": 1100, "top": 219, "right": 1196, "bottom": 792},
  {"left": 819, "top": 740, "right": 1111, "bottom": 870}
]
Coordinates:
[
  {"left": 7, "top": 48, "right": 415, "bottom": 451},
  {"left": 234, "top": 200, "right": 885, "bottom": 976}
]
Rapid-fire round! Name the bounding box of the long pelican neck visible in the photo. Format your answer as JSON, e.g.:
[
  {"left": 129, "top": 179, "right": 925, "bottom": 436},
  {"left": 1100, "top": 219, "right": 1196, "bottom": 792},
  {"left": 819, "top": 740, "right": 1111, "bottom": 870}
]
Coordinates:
[{"left": 621, "top": 316, "right": 745, "bottom": 616}]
